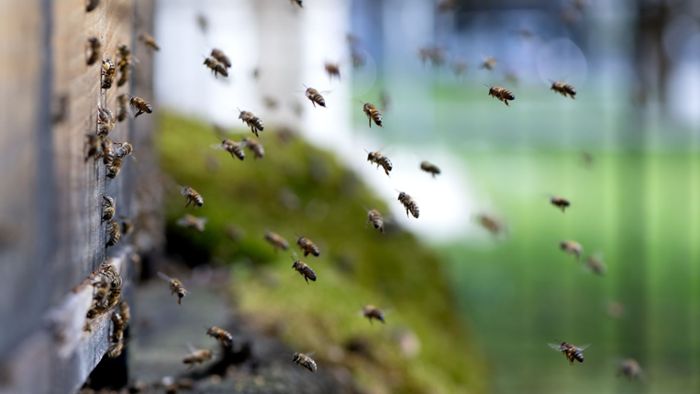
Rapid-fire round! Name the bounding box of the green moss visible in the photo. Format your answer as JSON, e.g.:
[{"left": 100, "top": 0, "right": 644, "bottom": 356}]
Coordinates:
[{"left": 158, "top": 113, "right": 486, "bottom": 393}]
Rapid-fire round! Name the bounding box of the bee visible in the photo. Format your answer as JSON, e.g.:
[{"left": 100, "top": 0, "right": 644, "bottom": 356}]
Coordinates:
[
  {"left": 451, "top": 60, "right": 468, "bottom": 77},
  {"left": 362, "top": 305, "right": 385, "bottom": 324},
  {"left": 262, "top": 96, "right": 279, "bottom": 110},
  {"left": 550, "top": 196, "right": 571, "bottom": 212},
  {"left": 210, "top": 48, "right": 231, "bottom": 69},
  {"left": 362, "top": 103, "right": 382, "bottom": 127},
  {"left": 97, "top": 105, "right": 115, "bottom": 136},
  {"left": 398, "top": 192, "right": 419, "bottom": 218},
  {"left": 617, "top": 358, "right": 643, "bottom": 380},
  {"left": 366, "top": 151, "right": 392, "bottom": 175},
  {"left": 138, "top": 33, "right": 160, "bottom": 51},
  {"left": 116, "top": 94, "right": 128, "bottom": 122},
  {"left": 548, "top": 342, "right": 588, "bottom": 364},
  {"left": 157, "top": 272, "right": 188, "bottom": 305},
  {"left": 196, "top": 13, "right": 209, "bottom": 34},
  {"left": 290, "top": 0, "right": 303, "bottom": 8},
  {"left": 85, "top": 37, "right": 101, "bottom": 66},
  {"left": 367, "top": 209, "right": 384, "bottom": 233},
  {"left": 550, "top": 81, "right": 576, "bottom": 99},
  {"left": 177, "top": 214, "right": 207, "bottom": 232},
  {"left": 297, "top": 236, "right": 320, "bottom": 257},
  {"left": 102, "top": 264, "right": 123, "bottom": 310},
  {"left": 102, "top": 195, "right": 115, "bottom": 221},
  {"left": 101, "top": 59, "right": 116, "bottom": 90},
  {"left": 417, "top": 46, "right": 445, "bottom": 67},
  {"left": 120, "top": 218, "right": 133, "bottom": 237},
  {"left": 116, "top": 45, "right": 132, "bottom": 87},
  {"left": 292, "top": 259, "right": 317, "bottom": 283},
  {"left": 242, "top": 137, "right": 264, "bottom": 159},
  {"left": 607, "top": 301, "right": 625, "bottom": 319},
  {"left": 108, "top": 301, "right": 129, "bottom": 358},
  {"left": 585, "top": 255, "right": 606, "bottom": 276},
  {"left": 183, "top": 348, "right": 213, "bottom": 367},
  {"left": 305, "top": 87, "right": 326, "bottom": 108},
  {"left": 111, "top": 141, "right": 133, "bottom": 159},
  {"left": 84, "top": 134, "right": 104, "bottom": 162},
  {"left": 351, "top": 49, "right": 366, "bottom": 69},
  {"left": 106, "top": 219, "right": 121, "bottom": 247},
  {"left": 560, "top": 240, "right": 583, "bottom": 260},
  {"left": 488, "top": 86, "right": 515, "bottom": 106},
  {"left": 420, "top": 161, "right": 441, "bottom": 177},
  {"left": 324, "top": 62, "right": 341, "bottom": 80},
  {"left": 51, "top": 94, "right": 69, "bottom": 124},
  {"left": 203, "top": 57, "right": 228, "bottom": 78},
  {"left": 264, "top": 231, "right": 289, "bottom": 251},
  {"left": 379, "top": 90, "right": 390, "bottom": 111},
  {"left": 180, "top": 186, "right": 204, "bottom": 207},
  {"left": 219, "top": 139, "right": 245, "bottom": 160},
  {"left": 105, "top": 156, "right": 123, "bottom": 179},
  {"left": 479, "top": 56, "right": 497, "bottom": 70},
  {"left": 86, "top": 0, "right": 100, "bottom": 12},
  {"left": 107, "top": 339, "right": 123, "bottom": 359},
  {"left": 293, "top": 352, "right": 317, "bottom": 372},
  {"left": 118, "top": 299, "right": 130, "bottom": 324},
  {"left": 206, "top": 326, "right": 233, "bottom": 348},
  {"left": 476, "top": 213, "right": 504, "bottom": 236},
  {"left": 504, "top": 71, "right": 519, "bottom": 85},
  {"left": 129, "top": 96, "right": 152, "bottom": 118},
  {"left": 238, "top": 110, "right": 264, "bottom": 137}
]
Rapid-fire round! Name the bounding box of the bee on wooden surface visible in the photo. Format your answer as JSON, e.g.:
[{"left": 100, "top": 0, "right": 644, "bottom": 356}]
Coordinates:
[
  {"left": 560, "top": 240, "right": 583, "bottom": 260},
  {"left": 157, "top": 272, "right": 188, "bottom": 305},
  {"left": 116, "top": 94, "right": 128, "bottom": 122},
  {"left": 180, "top": 186, "right": 204, "bottom": 207},
  {"left": 290, "top": 0, "right": 303, "bottom": 8},
  {"left": 362, "top": 103, "right": 382, "bottom": 127},
  {"left": 550, "top": 81, "right": 576, "bottom": 99},
  {"left": 116, "top": 45, "right": 132, "bottom": 87},
  {"left": 324, "top": 62, "right": 341, "bottom": 80},
  {"left": 242, "top": 137, "right": 264, "bottom": 159},
  {"left": 182, "top": 348, "right": 213, "bottom": 367},
  {"left": 293, "top": 352, "right": 317, "bottom": 372},
  {"left": 85, "top": 0, "right": 100, "bottom": 12},
  {"left": 101, "top": 59, "right": 116, "bottom": 90},
  {"left": 420, "top": 161, "right": 441, "bottom": 177},
  {"left": 398, "top": 192, "right": 419, "bottom": 218},
  {"left": 617, "top": 358, "right": 643, "bottom": 380},
  {"left": 108, "top": 302, "right": 129, "bottom": 358},
  {"left": 238, "top": 110, "right": 264, "bottom": 137},
  {"left": 102, "top": 264, "right": 123, "bottom": 309},
  {"left": 210, "top": 48, "right": 231, "bottom": 69},
  {"left": 297, "top": 236, "right": 320, "bottom": 257},
  {"left": 585, "top": 255, "right": 606, "bottom": 276},
  {"left": 488, "top": 86, "right": 515, "bottom": 106},
  {"left": 549, "top": 342, "right": 588, "bottom": 364},
  {"left": 550, "top": 196, "right": 570, "bottom": 212},
  {"left": 177, "top": 214, "right": 207, "bottom": 232},
  {"left": 264, "top": 231, "right": 289, "bottom": 251},
  {"left": 366, "top": 150, "right": 392, "bottom": 176},
  {"left": 106, "top": 219, "right": 121, "bottom": 247},
  {"left": 118, "top": 299, "right": 130, "bottom": 324},
  {"left": 138, "top": 33, "right": 160, "bottom": 51},
  {"left": 203, "top": 57, "right": 228, "bottom": 78},
  {"left": 479, "top": 56, "right": 497, "bottom": 70},
  {"left": 305, "top": 87, "right": 326, "bottom": 108},
  {"left": 367, "top": 209, "right": 384, "bottom": 233},
  {"left": 292, "top": 259, "right": 317, "bottom": 283},
  {"left": 217, "top": 139, "right": 245, "bottom": 160},
  {"left": 129, "top": 96, "right": 152, "bottom": 118},
  {"left": 451, "top": 60, "right": 468, "bottom": 78},
  {"left": 101, "top": 195, "right": 115, "bottom": 222},
  {"left": 475, "top": 213, "right": 504, "bottom": 236},
  {"left": 362, "top": 305, "right": 385, "bottom": 324},
  {"left": 110, "top": 141, "right": 133, "bottom": 159},
  {"left": 85, "top": 37, "right": 101, "bottom": 66},
  {"left": 206, "top": 326, "right": 233, "bottom": 348},
  {"left": 97, "top": 105, "right": 115, "bottom": 136},
  {"left": 105, "top": 156, "right": 123, "bottom": 179}
]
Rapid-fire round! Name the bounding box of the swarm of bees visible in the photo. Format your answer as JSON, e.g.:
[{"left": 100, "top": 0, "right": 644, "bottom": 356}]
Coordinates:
[
  {"left": 549, "top": 342, "right": 588, "bottom": 364},
  {"left": 362, "top": 103, "right": 382, "bottom": 127},
  {"left": 293, "top": 352, "right": 317, "bottom": 372},
  {"left": 158, "top": 272, "right": 188, "bottom": 305},
  {"left": 366, "top": 150, "right": 392, "bottom": 176}
]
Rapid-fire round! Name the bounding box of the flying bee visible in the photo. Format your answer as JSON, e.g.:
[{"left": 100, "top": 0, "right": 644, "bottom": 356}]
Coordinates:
[
  {"left": 560, "top": 240, "right": 583, "bottom": 260},
  {"left": 451, "top": 60, "right": 468, "bottom": 77},
  {"left": 129, "top": 96, "right": 152, "bottom": 118},
  {"left": 242, "top": 137, "right": 264, "bottom": 159},
  {"left": 210, "top": 48, "right": 231, "bottom": 69},
  {"left": 138, "top": 33, "right": 160, "bottom": 51},
  {"left": 217, "top": 139, "right": 245, "bottom": 160},
  {"left": 206, "top": 326, "right": 233, "bottom": 348},
  {"left": 362, "top": 103, "right": 382, "bottom": 127},
  {"left": 101, "top": 59, "right": 116, "bottom": 90},
  {"left": 180, "top": 186, "right": 204, "bottom": 207},
  {"left": 97, "top": 105, "right": 115, "bottom": 136},
  {"left": 488, "top": 86, "right": 515, "bottom": 106},
  {"left": 85, "top": 0, "right": 99, "bottom": 12},
  {"left": 417, "top": 46, "right": 445, "bottom": 67},
  {"left": 158, "top": 272, "right": 188, "bottom": 305},
  {"left": 177, "top": 214, "right": 207, "bottom": 232},
  {"left": 264, "top": 231, "right": 289, "bottom": 251},
  {"left": 504, "top": 71, "right": 519, "bottom": 85},
  {"left": 366, "top": 150, "right": 392, "bottom": 175},
  {"left": 116, "top": 44, "right": 132, "bottom": 87},
  {"left": 182, "top": 348, "right": 213, "bottom": 367},
  {"left": 297, "top": 236, "right": 320, "bottom": 257},
  {"left": 305, "top": 87, "right": 326, "bottom": 108},
  {"left": 106, "top": 219, "right": 121, "bottom": 247},
  {"left": 290, "top": 0, "right": 303, "bottom": 8},
  {"left": 367, "top": 208, "right": 384, "bottom": 233},
  {"left": 203, "top": 57, "right": 228, "bottom": 78},
  {"left": 262, "top": 96, "right": 279, "bottom": 110},
  {"left": 420, "top": 161, "right": 441, "bottom": 177},
  {"left": 292, "top": 259, "right": 317, "bottom": 283},
  {"left": 85, "top": 37, "right": 101, "bottom": 66},
  {"left": 398, "top": 192, "right": 419, "bottom": 218},
  {"left": 617, "top": 358, "right": 643, "bottom": 380},
  {"left": 351, "top": 49, "right": 366, "bottom": 69},
  {"left": 550, "top": 196, "right": 570, "bottom": 212},
  {"left": 102, "top": 195, "right": 115, "bottom": 221},
  {"left": 362, "top": 305, "right": 385, "bottom": 324},
  {"left": 105, "top": 156, "right": 123, "bottom": 179},
  {"left": 238, "top": 110, "right": 264, "bottom": 137},
  {"left": 549, "top": 342, "right": 588, "bottom": 364},
  {"left": 293, "top": 352, "right": 317, "bottom": 372},
  {"left": 551, "top": 81, "right": 576, "bottom": 99},
  {"left": 479, "top": 56, "right": 497, "bottom": 70},
  {"left": 585, "top": 255, "right": 606, "bottom": 276},
  {"left": 475, "top": 213, "right": 505, "bottom": 236},
  {"left": 116, "top": 94, "right": 128, "bottom": 122},
  {"left": 324, "top": 62, "right": 341, "bottom": 80}
]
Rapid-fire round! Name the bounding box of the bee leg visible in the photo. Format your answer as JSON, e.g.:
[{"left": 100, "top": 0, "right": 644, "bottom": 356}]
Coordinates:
[
  {"left": 304, "top": 276, "right": 309, "bottom": 284},
  {"left": 368, "top": 117, "right": 372, "bottom": 128}
]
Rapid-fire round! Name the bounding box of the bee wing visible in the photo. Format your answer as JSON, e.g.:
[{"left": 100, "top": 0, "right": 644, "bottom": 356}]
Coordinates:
[
  {"left": 548, "top": 343, "right": 562, "bottom": 351},
  {"left": 186, "top": 343, "right": 197, "bottom": 353},
  {"left": 157, "top": 271, "right": 172, "bottom": 282},
  {"left": 577, "top": 344, "right": 591, "bottom": 351},
  {"left": 210, "top": 143, "right": 224, "bottom": 151}
]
